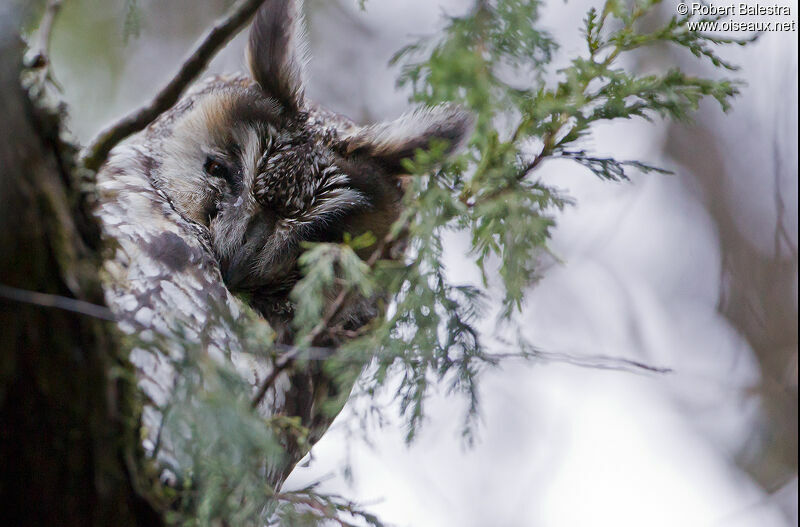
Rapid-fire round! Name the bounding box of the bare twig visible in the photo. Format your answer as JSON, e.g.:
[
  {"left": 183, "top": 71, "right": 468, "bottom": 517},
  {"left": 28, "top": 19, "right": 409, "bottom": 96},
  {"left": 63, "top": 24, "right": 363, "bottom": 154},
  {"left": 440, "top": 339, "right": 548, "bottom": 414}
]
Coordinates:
[
  {"left": 256, "top": 342, "right": 672, "bottom": 376},
  {"left": 273, "top": 343, "right": 338, "bottom": 360},
  {"left": 772, "top": 135, "right": 797, "bottom": 260},
  {"left": 249, "top": 321, "right": 669, "bottom": 411},
  {"left": 81, "top": 0, "right": 269, "bottom": 171},
  {"left": 492, "top": 349, "right": 672, "bottom": 375},
  {"left": 0, "top": 283, "right": 115, "bottom": 321},
  {"left": 250, "top": 344, "right": 308, "bottom": 409},
  {"left": 27, "top": 0, "right": 64, "bottom": 68}
]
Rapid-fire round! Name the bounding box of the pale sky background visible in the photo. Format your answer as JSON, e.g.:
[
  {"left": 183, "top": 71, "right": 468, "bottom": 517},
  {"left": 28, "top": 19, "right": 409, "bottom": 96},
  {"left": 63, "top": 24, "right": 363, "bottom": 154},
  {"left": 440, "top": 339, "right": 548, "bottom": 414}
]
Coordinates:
[{"left": 51, "top": 0, "right": 798, "bottom": 525}]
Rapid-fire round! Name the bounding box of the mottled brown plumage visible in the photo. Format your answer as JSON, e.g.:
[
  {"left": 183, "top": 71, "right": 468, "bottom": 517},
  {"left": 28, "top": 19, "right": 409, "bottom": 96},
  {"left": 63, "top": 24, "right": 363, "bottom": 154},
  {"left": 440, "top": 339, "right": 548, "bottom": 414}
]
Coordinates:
[{"left": 95, "top": 0, "right": 471, "bottom": 482}]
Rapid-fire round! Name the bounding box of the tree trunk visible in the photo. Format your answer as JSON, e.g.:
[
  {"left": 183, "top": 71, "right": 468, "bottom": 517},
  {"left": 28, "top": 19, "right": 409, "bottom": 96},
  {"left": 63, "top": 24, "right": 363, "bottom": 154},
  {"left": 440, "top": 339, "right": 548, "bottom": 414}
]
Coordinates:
[{"left": 0, "top": 8, "right": 161, "bottom": 525}]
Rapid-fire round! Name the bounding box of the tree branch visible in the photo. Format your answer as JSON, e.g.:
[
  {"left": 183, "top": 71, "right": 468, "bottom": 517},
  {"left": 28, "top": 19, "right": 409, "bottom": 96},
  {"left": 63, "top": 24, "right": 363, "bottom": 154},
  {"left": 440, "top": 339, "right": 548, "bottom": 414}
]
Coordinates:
[
  {"left": 251, "top": 344, "right": 310, "bottom": 409},
  {"left": 81, "top": 0, "right": 269, "bottom": 171},
  {"left": 0, "top": 283, "right": 115, "bottom": 321},
  {"left": 492, "top": 349, "right": 672, "bottom": 375},
  {"left": 26, "top": 0, "right": 63, "bottom": 68}
]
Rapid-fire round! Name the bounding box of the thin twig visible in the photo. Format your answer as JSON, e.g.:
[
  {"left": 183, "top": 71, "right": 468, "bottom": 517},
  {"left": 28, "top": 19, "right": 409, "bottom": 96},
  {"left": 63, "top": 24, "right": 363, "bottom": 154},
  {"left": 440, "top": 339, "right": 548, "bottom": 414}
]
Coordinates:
[
  {"left": 27, "top": 0, "right": 64, "bottom": 68},
  {"left": 509, "top": 12, "right": 640, "bottom": 186},
  {"left": 250, "top": 344, "right": 309, "bottom": 409},
  {"left": 491, "top": 349, "right": 672, "bottom": 375},
  {"left": 249, "top": 325, "right": 669, "bottom": 409},
  {"left": 772, "top": 135, "right": 797, "bottom": 260},
  {"left": 248, "top": 343, "right": 672, "bottom": 376},
  {"left": 0, "top": 283, "right": 115, "bottom": 322},
  {"left": 517, "top": 149, "right": 547, "bottom": 180},
  {"left": 81, "top": 0, "right": 269, "bottom": 171},
  {"left": 273, "top": 343, "right": 338, "bottom": 360}
]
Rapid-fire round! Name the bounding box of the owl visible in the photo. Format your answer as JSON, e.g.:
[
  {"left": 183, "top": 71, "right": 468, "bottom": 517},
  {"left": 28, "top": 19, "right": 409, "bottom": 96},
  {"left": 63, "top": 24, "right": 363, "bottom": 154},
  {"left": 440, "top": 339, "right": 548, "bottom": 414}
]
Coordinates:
[
  {"left": 131, "top": 0, "right": 470, "bottom": 335},
  {"left": 95, "top": 0, "right": 471, "bottom": 484}
]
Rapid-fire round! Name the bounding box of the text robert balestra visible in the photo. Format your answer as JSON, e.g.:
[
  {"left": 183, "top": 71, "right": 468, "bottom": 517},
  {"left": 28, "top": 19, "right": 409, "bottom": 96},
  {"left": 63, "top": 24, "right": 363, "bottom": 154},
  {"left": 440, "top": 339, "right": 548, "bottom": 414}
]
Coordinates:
[{"left": 689, "top": 3, "right": 792, "bottom": 16}]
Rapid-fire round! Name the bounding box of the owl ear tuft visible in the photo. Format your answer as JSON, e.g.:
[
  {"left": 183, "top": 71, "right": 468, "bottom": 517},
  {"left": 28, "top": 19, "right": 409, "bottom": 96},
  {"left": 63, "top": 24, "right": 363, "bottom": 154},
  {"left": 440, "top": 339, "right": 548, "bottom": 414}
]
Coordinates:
[
  {"left": 342, "top": 105, "right": 474, "bottom": 173},
  {"left": 247, "top": 0, "right": 307, "bottom": 112}
]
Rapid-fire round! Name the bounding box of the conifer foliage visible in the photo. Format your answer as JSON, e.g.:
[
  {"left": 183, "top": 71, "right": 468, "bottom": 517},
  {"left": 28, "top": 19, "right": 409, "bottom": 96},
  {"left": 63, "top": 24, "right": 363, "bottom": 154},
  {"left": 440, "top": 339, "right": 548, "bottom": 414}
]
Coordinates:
[
  {"left": 256, "top": 1, "right": 747, "bottom": 523},
  {"left": 19, "top": 0, "right": 751, "bottom": 525}
]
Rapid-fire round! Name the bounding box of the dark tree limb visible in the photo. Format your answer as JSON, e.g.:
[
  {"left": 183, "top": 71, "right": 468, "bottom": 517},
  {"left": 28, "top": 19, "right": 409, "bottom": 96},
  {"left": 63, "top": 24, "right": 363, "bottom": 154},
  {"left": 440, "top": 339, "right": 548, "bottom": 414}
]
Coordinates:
[
  {"left": 81, "top": 0, "right": 269, "bottom": 170},
  {"left": 0, "top": 8, "right": 163, "bottom": 525},
  {"left": 0, "top": 283, "right": 115, "bottom": 321}
]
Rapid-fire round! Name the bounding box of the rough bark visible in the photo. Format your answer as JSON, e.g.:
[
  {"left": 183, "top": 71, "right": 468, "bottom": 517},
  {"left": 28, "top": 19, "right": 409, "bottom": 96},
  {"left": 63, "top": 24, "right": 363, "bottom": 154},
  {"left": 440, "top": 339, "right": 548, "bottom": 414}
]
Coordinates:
[{"left": 0, "top": 8, "right": 161, "bottom": 526}]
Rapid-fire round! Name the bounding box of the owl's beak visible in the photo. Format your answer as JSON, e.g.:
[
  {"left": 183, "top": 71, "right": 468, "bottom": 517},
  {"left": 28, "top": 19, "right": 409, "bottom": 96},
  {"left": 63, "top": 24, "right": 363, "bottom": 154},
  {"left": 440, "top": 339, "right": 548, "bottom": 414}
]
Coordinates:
[
  {"left": 221, "top": 258, "right": 249, "bottom": 291},
  {"left": 220, "top": 247, "right": 257, "bottom": 291},
  {"left": 219, "top": 212, "right": 293, "bottom": 293}
]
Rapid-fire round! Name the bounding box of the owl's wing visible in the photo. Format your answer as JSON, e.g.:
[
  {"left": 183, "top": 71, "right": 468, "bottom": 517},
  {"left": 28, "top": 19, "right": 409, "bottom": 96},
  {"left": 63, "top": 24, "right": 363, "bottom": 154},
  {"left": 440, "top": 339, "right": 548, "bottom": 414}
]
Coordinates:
[{"left": 96, "top": 144, "right": 288, "bottom": 472}]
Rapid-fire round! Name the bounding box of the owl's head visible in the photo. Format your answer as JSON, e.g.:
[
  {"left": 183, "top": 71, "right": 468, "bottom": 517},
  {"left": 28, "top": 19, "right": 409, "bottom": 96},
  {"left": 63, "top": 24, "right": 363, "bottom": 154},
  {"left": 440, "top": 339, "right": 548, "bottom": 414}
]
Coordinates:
[{"left": 147, "top": 0, "right": 472, "bottom": 297}]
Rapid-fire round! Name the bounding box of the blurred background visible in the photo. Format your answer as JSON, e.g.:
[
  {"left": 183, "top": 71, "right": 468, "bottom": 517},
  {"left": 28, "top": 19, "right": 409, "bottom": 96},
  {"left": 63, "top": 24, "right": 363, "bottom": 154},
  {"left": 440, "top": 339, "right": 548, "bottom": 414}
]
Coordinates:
[{"left": 48, "top": 0, "right": 797, "bottom": 525}]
